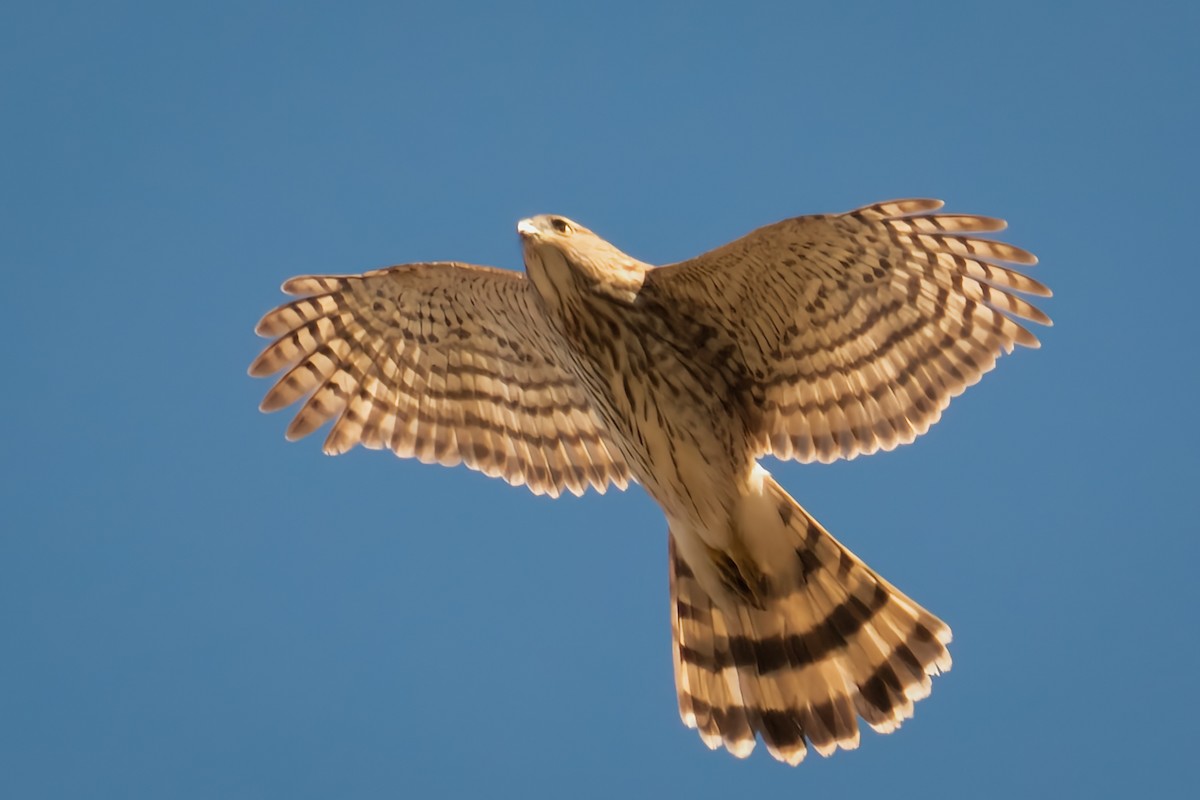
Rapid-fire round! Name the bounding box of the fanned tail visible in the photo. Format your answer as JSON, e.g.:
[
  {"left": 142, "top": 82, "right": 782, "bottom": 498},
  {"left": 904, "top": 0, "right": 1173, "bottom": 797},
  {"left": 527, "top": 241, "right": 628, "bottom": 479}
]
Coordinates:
[{"left": 669, "top": 475, "right": 952, "bottom": 765}]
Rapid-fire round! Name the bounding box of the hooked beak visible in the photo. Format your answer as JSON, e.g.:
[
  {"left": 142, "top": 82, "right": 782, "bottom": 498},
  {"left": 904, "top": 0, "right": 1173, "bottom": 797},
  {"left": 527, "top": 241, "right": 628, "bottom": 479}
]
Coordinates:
[{"left": 517, "top": 218, "right": 539, "bottom": 238}]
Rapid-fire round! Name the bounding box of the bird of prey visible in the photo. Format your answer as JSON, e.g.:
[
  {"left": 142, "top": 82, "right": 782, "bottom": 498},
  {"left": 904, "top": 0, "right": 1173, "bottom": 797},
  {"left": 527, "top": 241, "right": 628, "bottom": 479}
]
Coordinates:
[{"left": 249, "top": 199, "right": 1050, "bottom": 764}]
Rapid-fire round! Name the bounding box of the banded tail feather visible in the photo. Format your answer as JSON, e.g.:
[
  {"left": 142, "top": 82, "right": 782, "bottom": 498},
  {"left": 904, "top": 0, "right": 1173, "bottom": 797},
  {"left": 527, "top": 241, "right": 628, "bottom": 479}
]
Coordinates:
[{"left": 669, "top": 474, "right": 952, "bottom": 764}]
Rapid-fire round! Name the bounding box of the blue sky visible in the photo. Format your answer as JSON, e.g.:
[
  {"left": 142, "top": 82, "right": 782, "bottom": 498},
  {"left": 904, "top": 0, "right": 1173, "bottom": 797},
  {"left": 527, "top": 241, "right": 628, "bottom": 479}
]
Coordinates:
[{"left": 3, "top": 1, "right": 1197, "bottom": 797}]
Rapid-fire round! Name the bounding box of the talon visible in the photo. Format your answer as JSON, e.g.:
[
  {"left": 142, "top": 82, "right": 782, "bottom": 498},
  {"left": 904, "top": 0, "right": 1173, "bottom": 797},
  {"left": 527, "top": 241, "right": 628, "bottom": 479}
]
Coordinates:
[{"left": 706, "top": 542, "right": 770, "bottom": 609}]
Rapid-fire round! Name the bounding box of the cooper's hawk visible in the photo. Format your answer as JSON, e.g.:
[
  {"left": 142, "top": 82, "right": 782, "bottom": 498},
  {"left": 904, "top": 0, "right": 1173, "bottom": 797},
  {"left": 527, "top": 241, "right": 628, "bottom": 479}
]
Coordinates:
[{"left": 250, "top": 199, "right": 1050, "bottom": 764}]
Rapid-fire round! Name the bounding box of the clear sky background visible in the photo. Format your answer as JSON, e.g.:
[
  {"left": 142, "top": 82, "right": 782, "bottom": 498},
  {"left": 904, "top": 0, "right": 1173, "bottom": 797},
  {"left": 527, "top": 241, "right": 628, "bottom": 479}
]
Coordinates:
[{"left": 3, "top": 2, "right": 1197, "bottom": 798}]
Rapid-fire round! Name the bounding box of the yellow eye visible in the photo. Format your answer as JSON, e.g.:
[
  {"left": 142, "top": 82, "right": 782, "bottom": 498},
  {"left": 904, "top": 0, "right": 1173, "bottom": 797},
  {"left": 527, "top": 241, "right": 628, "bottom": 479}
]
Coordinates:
[{"left": 550, "top": 217, "right": 572, "bottom": 235}]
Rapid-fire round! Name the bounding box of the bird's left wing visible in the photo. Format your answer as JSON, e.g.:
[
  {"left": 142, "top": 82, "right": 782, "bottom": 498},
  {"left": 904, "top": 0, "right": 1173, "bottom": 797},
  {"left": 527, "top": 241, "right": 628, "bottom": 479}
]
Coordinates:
[
  {"left": 644, "top": 199, "right": 1051, "bottom": 463},
  {"left": 250, "top": 262, "right": 631, "bottom": 497}
]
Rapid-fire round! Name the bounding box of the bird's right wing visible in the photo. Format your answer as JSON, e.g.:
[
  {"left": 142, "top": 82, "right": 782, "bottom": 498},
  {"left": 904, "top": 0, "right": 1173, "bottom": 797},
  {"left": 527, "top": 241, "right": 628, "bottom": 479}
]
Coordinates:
[{"left": 250, "top": 262, "right": 631, "bottom": 497}]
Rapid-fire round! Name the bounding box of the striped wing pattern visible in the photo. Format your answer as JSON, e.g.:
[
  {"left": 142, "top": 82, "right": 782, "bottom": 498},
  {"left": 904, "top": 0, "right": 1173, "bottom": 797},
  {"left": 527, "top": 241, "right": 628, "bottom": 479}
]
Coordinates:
[
  {"left": 648, "top": 199, "right": 1052, "bottom": 463},
  {"left": 249, "top": 262, "right": 631, "bottom": 497}
]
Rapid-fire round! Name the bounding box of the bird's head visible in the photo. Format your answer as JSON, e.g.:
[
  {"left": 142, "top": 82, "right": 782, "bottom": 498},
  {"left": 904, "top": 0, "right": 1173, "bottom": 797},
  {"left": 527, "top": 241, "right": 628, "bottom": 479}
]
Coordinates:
[{"left": 517, "top": 215, "right": 650, "bottom": 305}]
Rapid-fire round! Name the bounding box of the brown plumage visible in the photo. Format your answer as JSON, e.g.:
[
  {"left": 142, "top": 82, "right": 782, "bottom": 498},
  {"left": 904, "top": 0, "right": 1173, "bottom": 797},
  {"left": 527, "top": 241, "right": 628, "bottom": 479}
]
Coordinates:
[{"left": 250, "top": 200, "right": 1050, "bottom": 764}]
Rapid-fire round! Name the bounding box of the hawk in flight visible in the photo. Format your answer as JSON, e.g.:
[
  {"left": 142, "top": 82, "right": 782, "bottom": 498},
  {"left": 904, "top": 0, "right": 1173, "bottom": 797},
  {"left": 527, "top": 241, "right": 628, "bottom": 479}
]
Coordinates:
[{"left": 250, "top": 199, "right": 1050, "bottom": 764}]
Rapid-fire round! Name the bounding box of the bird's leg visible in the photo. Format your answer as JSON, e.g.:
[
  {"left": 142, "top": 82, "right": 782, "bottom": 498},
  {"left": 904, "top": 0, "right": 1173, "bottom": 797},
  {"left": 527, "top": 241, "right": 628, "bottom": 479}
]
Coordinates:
[{"left": 705, "top": 518, "right": 770, "bottom": 609}]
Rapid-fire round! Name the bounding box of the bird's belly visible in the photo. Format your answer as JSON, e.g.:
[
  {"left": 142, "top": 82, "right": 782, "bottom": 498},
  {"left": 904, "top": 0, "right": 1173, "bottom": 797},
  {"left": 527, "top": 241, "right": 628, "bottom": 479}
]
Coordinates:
[{"left": 572, "top": 337, "right": 750, "bottom": 527}]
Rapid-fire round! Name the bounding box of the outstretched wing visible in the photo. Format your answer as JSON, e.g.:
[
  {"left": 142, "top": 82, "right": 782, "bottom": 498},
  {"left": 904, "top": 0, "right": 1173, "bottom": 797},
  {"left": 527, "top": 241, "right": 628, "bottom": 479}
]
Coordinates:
[
  {"left": 645, "top": 199, "right": 1051, "bottom": 463},
  {"left": 250, "top": 262, "right": 631, "bottom": 497}
]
